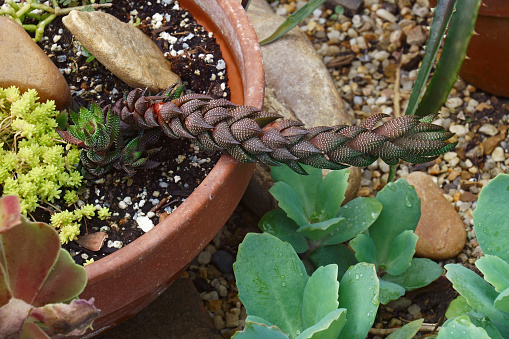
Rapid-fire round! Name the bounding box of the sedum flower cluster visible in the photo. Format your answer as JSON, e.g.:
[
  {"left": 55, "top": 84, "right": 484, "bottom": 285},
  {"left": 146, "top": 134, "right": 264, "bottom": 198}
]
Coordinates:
[
  {"left": 0, "top": 86, "right": 109, "bottom": 244},
  {"left": 51, "top": 204, "right": 111, "bottom": 244}
]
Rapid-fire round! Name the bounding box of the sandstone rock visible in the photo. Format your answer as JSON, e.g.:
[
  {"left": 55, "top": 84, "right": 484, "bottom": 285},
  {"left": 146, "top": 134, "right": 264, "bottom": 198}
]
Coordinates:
[
  {"left": 243, "top": 0, "right": 354, "bottom": 216},
  {"left": 405, "top": 172, "right": 466, "bottom": 260},
  {"left": 63, "top": 10, "right": 181, "bottom": 93},
  {"left": 247, "top": 0, "right": 350, "bottom": 127},
  {"left": 0, "top": 16, "right": 71, "bottom": 109}
]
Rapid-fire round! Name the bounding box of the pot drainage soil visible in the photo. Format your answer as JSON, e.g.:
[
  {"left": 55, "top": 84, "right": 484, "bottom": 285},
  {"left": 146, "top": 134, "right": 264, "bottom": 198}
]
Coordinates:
[{"left": 30, "top": 0, "right": 230, "bottom": 265}]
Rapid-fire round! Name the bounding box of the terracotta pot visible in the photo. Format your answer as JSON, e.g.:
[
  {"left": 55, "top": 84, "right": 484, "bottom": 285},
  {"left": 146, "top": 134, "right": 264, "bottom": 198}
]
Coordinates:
[
  {"left": 431, "top": 0, "right": 509, "bottom": 97},
  {"left": 460, "top": 1, "right": 509, "bottom": 97},
  {"left": 79, "top": 0, "right": 264, "bottom": 336}
]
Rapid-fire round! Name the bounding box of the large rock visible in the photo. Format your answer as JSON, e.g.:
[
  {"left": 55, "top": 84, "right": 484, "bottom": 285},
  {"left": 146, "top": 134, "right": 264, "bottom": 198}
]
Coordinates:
[
  {"left": 243, "top": 0, "right": 356, "bottom": 216},
  {"left": 247, "top": 0, "right": 350, "bottom": 127},
  {"left": 405, "top": 172, "right": 466, "bottom": 260},
  {"left": 0, "top": 16, "right": 71, "bottom": 109},
  {"left": 63, "top": 10, "right": 181, "bottom": 93}
]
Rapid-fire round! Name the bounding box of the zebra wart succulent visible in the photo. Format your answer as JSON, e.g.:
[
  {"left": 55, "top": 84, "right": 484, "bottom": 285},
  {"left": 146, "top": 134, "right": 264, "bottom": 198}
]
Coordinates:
[{"left": 59, "top": 86, "right": 456, "bottom": 177}]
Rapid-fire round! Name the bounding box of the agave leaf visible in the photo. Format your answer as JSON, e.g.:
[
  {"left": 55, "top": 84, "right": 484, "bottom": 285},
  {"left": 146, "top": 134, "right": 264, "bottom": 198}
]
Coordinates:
[
  {"left": 259, "top": 0, "right": 326, "bottom": 45},
  {"left": 404, "top": 0, "right": 456, "bottom": 116},
  {"left": 413, "top": 0, "right": 481, "bottom": 117}
]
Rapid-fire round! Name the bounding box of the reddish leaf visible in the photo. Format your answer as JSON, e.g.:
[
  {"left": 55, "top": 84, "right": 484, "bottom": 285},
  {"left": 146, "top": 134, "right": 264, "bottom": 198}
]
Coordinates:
[
  {"left": 33, "top": 249, "right": 88, "bottom": 307},
  {"left": 1, "top": 217, "right": 60, "bottom": 304}
]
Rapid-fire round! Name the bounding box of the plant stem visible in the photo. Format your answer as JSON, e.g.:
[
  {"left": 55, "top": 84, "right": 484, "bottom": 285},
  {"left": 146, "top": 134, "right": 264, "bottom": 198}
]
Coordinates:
[
  {"left": 369, "top": 322, "right": 441, "bottom": 335},
  {"left": 388, "top": 164, "right": 396, "bottom": 183}
]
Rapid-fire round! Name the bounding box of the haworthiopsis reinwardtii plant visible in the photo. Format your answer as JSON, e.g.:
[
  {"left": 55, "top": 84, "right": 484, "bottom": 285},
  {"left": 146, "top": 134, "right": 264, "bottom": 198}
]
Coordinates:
[{"left": 58, "top": 85, "right": 457, "bottom": 177}]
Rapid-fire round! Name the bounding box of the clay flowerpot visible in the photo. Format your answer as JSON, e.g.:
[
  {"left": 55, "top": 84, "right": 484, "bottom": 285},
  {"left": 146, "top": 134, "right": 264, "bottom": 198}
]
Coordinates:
[
  {"left": 79, "top": 0, "right": 264, "bottom": 336},
  {"left": 459, "top": 1, "right": 509, "bottom": 97},
  {"left": 431, "top": 0, "right": 509, "bottom": 97}
]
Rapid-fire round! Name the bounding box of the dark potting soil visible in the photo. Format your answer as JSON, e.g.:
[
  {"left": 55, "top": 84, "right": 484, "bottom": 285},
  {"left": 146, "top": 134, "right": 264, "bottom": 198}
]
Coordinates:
[{"left": 33, "top": 0, "right": 230, "bottom": 265}]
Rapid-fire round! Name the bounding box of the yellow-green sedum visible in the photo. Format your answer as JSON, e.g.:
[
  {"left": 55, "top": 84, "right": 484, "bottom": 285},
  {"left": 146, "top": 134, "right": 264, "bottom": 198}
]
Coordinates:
[{"left": 0, "top": 86, "right": 110, "bottom": 245}]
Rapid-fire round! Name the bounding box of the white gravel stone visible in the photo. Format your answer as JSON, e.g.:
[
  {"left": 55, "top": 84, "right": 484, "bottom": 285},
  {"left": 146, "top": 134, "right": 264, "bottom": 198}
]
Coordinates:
[
  {"left": 445, "top": 97, "right": 463, "bottom": 109},
  {"left": 449, "top": 124, "right": 468, "bottom": 137},
  {"left": 376, "top": 9, "right": 397, "bottom": 23},
  {"left": 136, "top": 216, "right": 155, "bottom": 232},
  {"left": 443, "top": 152, "right": 458, "bottom": 162},
  {"left": 492, "top": 147, "right": 506, "bottom": 162},
  {"left": 479, "top": 123, "right": 498, "bottom": 136}
]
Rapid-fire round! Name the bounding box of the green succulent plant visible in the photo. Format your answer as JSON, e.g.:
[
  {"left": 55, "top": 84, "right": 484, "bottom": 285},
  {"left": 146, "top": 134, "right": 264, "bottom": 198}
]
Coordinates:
[{"left": 57, "top": 102, "right": 160, "bottom": 178}]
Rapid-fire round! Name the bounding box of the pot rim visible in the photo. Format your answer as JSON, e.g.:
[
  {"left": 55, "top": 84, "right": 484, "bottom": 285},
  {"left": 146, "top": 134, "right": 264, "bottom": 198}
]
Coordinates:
[{"left": 84, "top": 0, "right": 264, "bottom": 281}]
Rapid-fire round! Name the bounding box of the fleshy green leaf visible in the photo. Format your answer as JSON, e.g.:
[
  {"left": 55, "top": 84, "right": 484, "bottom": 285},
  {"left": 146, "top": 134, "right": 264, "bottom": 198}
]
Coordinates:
[
  {"left": 445, "top": 264, "right": 509, "bottom": 325},
  {"left": 297, "top": 308, "right": 347, "bottom": 339},
  {"left": 475, "top": 255, "right": 509, "bottom": 293},
  {"left": 368, "top": 179, "right": 420, "bottom": 264},
  {"left": 322, "top": 197, "right": 382, "bottom": 246},
  {"left": 232, "top": 318, "right": 289, "bottom": 339},
  {"left": 494, "top": 288, "right": 509, "bottom": 313},
  {"left": 383, "top": 258, "right": 444, "bottom": 291},
  {"left": 437, "top": 316, "right": 490, "bottom": 339},
  {"left": 379, "top": 279, "right": 406, "bottom": 305},
  {"left": 316, "top": 169, "right": 349, "bottom": 221},
  {"left": 445, "top": 296, "right": 474, "bottom": 320},
  {"left": 234, "top": 233, "right": 308, "bottom": 338},
  {"left": 445, "top": 296, "right": 504, "bottom": 339},
  {"left": 259, "top": 0, "right": 326, "bottom": 45},
  {"left": 473, "top": 173, "right": 509, "bottom": 263},
  {"left": 296, "top": 217, "right": 345, "bottom": 240},
  {"left": 350, "top": 234, "right": 378, "bottom": 267},
  {"left": 387, "top": 318, "right": 424, "bottom": 339},
  {"left": 308, "top": 244, "right": 358, "bottom": 280},
  {"left": 259, "top": 209, "right": 309, "bottom": 254},
  {"left": 338, "top": 263, "right": 379, "bottom": 339},
  {"left": 383, "top": 231, "right": 418, "bottom": 276},
  {"left": 270, "top": 182, "right": 309, "bottom": 227},
  {"left": 271, "top": 165, "right": 322, "bottom": 218},
  {"left": 302, "top": 265, "right": 339, "bottom": 329}
]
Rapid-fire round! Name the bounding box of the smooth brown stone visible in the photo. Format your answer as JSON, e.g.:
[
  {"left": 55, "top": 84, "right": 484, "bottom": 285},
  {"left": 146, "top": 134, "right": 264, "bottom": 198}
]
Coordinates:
[
  {"left": 0, "top": 16, "right": 71, "bottom": 109},
  {"left": 63, "top": 10, "right": 181, "bottom": 93},
  {"left": 406, "top": 172, "right": 466, "bottom": 260}
]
